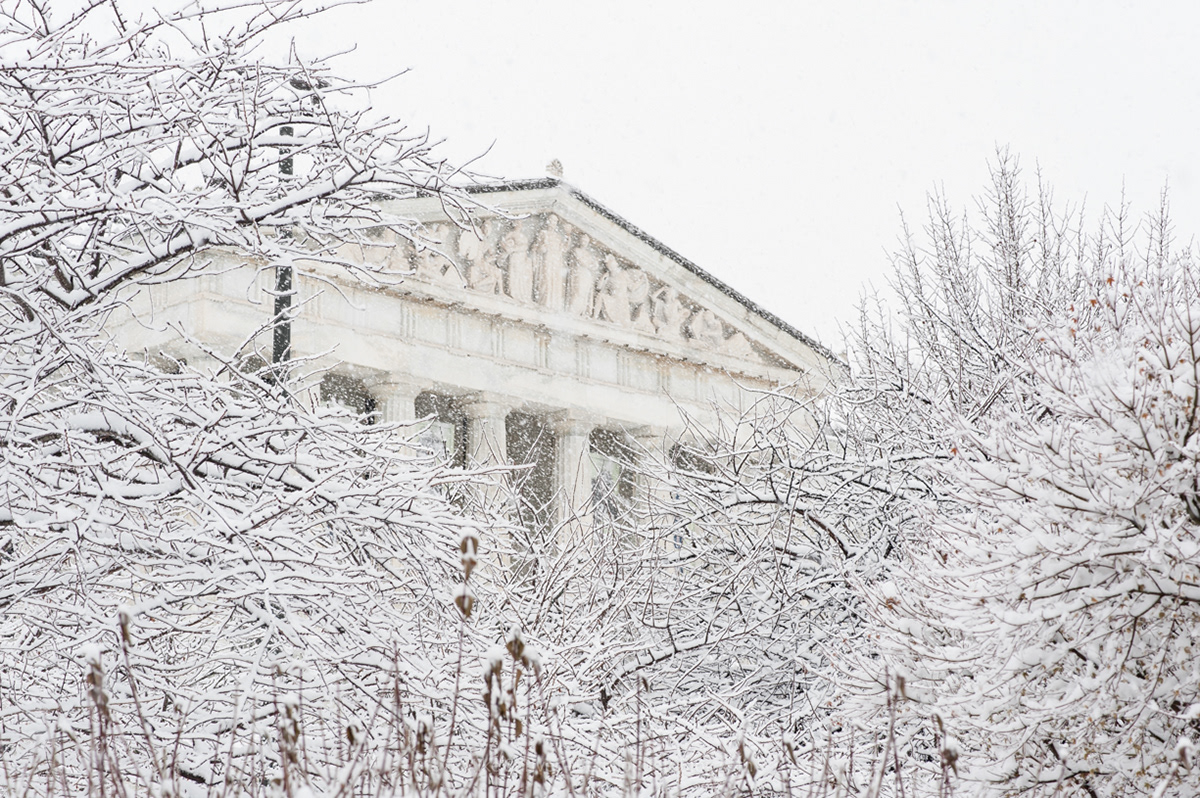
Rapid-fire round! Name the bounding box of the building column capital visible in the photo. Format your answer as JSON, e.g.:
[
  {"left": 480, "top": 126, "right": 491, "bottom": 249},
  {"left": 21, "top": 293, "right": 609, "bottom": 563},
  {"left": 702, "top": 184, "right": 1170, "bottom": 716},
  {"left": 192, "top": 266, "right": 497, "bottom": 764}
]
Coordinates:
[
  {"left": 460, "top": 393, "right": 514, "bottom": 467},
  {"left": 628, "top": 424, "right": 665, "bottom": 453},
  {"left": 364, "top": 376, "right": 424, "bottom": 425},
  {"left": 547, "top": 408, "right": 599, "bottom": 437},
  {"left": 459, "top": 392, "right": 515, "bottom": 418}
]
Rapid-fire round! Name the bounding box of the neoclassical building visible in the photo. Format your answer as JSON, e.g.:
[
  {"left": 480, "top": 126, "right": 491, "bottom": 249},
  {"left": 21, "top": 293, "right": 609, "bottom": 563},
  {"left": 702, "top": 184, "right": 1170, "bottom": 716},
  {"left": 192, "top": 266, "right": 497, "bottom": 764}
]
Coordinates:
[{"left": 114, "top": 178, "right": 838, "bottom": 526}]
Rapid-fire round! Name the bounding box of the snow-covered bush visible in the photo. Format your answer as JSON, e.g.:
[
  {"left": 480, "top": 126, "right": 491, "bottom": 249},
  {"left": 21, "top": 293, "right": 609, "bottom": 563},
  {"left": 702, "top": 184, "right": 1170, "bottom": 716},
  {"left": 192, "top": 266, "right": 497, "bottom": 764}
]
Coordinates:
[
  {"left": 9, "top": 1, "right": 1192, "bottom": 792},
  {"left": 842, "top": 157, "right": 1200, "bottom": 796},
  {"left": 0, "top": 1, "right": 492, "bottom": 794},
  {"left": 866, "top": 257, "right": 1200, "bottom": 797},
  {"left": 491, "top": 386, "right": 873, "bottom": 794}
]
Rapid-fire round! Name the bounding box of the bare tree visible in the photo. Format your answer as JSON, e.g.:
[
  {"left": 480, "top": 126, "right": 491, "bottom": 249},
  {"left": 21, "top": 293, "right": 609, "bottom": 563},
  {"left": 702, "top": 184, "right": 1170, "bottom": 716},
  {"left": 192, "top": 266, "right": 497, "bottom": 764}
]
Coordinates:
[
  {"left": 15, "top": 6, "right": 1188, "bottom": 793},
  {"left": 0, "top": 0, "right": 473, "bottom": 310},
  {"left": 839, "top": 157, "right": 1200, "bottom": 796},
  {"left": 0, "top": 2, "right": 495, "bottom": 794}
]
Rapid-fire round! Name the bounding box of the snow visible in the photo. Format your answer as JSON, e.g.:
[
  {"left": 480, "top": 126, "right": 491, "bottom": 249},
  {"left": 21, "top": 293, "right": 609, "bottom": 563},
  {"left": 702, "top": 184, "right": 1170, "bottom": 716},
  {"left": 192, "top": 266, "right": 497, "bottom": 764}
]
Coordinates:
[{"left": 5, "top": 6, "right": 1200, "bottom": 796}]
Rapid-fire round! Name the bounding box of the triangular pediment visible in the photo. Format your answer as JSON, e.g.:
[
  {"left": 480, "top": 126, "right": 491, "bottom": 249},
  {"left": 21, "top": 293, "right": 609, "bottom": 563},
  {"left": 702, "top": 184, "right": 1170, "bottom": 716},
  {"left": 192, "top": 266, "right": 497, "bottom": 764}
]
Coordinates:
[{"left": 370, "top": 181, "right": 834, "bottom": 380}]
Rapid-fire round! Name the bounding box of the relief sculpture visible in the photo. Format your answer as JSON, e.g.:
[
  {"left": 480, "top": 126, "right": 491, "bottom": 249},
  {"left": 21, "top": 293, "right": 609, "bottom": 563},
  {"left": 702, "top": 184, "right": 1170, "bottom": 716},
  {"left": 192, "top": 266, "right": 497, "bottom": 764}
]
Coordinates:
[
  {"left": 503, "top": 221, "right": 536, "bottom": 304},
  {"left": 723, "top": 330, "right": 756, "bottom": 358},
  {"left": 652, "top": 287, "right": 688, "bottom": 342},
  {"left": 376, "top": 229, "right": 408, "bottom": 273},
  {"left": 402, "top": 211, "right": 760, "bottom": 364},
  {"left": 566, "top": 233, "right": 601, "bottom": 316},
  {"left": 534, "top": 214, "right": 566, "bottom": 310},
  {"left": 461, "top": 219, "right": 500, "bottom": 295},
  {"left": 690, "top": 309, "right": 724, "bottom": 349},
  {"left": 595, "top": 254, "right": 631, "bottom": 324},
  {"left": 413, "top": 222, "right": 453, "bottom": 283},
  {"left": 687, "top": 308, "right": 760, "bottom": 360},
  {"left": 627, "top": 269, "right": 656, "bottom": 333}
]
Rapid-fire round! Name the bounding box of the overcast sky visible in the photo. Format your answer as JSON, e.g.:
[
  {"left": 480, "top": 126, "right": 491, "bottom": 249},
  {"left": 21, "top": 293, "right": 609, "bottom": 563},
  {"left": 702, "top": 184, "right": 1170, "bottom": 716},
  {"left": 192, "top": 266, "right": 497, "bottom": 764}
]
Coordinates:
[{"left": 281, "top": 1, "right": 1197, "bottom": 348}]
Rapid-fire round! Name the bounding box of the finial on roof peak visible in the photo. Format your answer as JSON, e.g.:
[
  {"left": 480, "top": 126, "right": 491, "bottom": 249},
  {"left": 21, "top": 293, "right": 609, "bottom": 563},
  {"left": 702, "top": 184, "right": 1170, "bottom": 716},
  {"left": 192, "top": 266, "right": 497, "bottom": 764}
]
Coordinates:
[{"left": 546, "top": 158, "right": 563, "bottom": 179}]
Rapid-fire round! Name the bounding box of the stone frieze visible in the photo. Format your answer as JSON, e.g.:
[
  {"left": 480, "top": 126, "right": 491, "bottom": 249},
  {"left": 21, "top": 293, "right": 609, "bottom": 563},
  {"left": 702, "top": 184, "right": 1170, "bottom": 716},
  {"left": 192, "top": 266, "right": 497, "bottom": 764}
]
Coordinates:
[{"left": 392, "top": 214, "right": 762, "bottom": 364}]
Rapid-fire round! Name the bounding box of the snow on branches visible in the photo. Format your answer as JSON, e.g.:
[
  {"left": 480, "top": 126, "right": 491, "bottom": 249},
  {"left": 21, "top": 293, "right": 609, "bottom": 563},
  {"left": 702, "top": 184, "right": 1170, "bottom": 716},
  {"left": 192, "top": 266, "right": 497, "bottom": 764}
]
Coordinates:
[
  {"left": 895, "top": 265, "right": 1200, "bottom": 795},
  {"left": 848, "top": 157, "right": 1200, "bottom": 797},
  {"left": 0, "top": 2, "right": 488, "bottom": 795},
  {"left": 0, "top": 0, "right": 471, "bottom": 309}
]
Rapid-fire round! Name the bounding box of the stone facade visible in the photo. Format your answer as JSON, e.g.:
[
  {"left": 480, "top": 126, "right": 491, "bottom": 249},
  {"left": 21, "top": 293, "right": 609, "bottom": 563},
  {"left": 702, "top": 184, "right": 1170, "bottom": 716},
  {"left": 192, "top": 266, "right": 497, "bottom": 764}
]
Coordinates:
[{"left": 112, "top": 179, "right": 838, "bottom": 527}]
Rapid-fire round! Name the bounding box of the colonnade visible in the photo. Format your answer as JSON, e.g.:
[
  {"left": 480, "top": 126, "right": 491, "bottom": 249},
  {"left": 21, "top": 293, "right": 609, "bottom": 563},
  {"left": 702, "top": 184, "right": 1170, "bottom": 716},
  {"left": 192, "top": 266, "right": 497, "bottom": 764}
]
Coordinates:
[{"left": 356, "top": 376, "right": 669, "bottom": 529}]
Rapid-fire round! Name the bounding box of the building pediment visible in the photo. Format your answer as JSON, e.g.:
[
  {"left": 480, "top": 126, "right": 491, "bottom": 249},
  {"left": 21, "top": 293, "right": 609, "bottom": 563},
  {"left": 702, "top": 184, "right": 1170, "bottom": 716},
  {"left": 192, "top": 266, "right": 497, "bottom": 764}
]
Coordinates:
[{"left": 367, "top": 180, "right": 835, "bottom": 383}]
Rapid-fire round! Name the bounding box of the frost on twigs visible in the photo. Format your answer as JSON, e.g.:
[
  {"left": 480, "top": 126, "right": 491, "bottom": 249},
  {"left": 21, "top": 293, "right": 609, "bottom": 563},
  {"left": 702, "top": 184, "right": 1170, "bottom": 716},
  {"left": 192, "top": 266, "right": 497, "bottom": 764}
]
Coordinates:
[
  {"left": 14, "top": 2, "right": 1200, "bottom": 789},
  {"left": 0, "top": 0, "right": 477, "bottom": 313},
  {"left": 0, "top": 0, "right": 484, "bottom": 794},
  {"left": 840, "top": 153, "right": 1200, "bottom": 797}
]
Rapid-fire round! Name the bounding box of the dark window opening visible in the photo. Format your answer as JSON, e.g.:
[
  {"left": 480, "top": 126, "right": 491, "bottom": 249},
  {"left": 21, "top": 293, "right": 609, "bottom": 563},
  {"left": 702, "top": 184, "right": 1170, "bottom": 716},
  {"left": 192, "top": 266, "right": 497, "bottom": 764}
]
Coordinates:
[
  {"left": 589, "top": 428, "right": 636, "bottom": 524},
  {"left": 415, "top": 391, "right": 468, "bottom": 468},
  {"left": 320, "top": 373, "right": 377, "bottom": 425},
  {"left": 670, "top": 443, "right": 715, "bottom": 475},
  {"left": 279, "top": 125, "right": 294, "bottom": 175},
  {"left": 506, "top": 412, "right": 556, "bottom": 531}
]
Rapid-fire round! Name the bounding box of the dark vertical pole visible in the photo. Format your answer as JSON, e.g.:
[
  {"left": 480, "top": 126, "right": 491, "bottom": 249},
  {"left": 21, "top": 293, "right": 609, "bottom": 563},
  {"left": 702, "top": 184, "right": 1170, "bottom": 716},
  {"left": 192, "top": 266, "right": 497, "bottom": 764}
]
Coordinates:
[
  {"left": 272, "top": 122, "right": 295, "bottom": 369},
  {"left": 272, "top": 263, "right": 292, "bottom": 365},
  {"left": 279, "top": 125, "right": 294, "bottom": 175}
]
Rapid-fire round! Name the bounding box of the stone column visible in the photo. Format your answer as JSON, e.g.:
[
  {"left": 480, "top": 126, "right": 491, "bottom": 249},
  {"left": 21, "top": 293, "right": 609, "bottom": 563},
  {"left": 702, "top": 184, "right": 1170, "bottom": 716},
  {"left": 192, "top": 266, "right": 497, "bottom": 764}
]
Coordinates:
[
  {"left": 631, "top": 425, "right": 668, "bottom": 540},
  {"left": 368, "top": 378, "right": 423, "bottom": 425},
  {"left": 552, "top": 411, "right": 595, "bottom": 526},
  {"left": 631, "top": 426, "right": 665, "bottom": 467},
  {"left": 632, "top": 426, "right": 666, "bottom": 487},
  {"left": 461, "top": 395, "right": 511, "bottom": 467},
  {"left": 458, "top": 396, "right": 516, "bottom": 526}
]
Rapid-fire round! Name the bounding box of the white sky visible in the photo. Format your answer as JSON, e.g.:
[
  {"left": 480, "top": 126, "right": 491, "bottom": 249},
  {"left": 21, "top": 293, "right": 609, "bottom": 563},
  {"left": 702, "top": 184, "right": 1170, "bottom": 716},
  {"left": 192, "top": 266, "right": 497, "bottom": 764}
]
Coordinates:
[{"left": 285, "top": 1, "right": 1197, "bottom": 348}]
